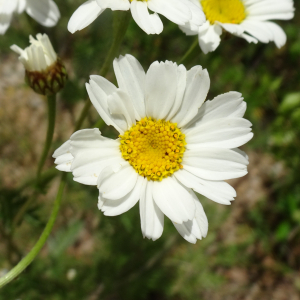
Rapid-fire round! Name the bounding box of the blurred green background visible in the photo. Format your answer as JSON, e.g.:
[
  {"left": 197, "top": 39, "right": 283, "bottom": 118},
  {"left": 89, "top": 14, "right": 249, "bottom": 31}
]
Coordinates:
[{"left": 0, "top": 0, "right": 300, "bottom": 299}]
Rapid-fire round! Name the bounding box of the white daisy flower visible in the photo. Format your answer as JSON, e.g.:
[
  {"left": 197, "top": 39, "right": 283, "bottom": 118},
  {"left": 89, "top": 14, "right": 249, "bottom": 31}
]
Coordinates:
[
  {"left": 0, "top": 0, "right": 60, "bottom": 35},
  {"left": 53, "top": 55, "right": 253, "bottom": 243},
  {"left": 180, "top": 0, "right": 295, "bottom": 54},
  {"left": 68, "top": 0, "right": 205, "bottom": 35}
]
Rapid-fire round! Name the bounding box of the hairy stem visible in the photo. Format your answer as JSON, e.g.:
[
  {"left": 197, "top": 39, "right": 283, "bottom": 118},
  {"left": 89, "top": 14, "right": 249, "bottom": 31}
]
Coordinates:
[
  {"left": 36, "top": 95, "right": 56, "bottom": 180},
  {"left": 178, "top": 37, "right": 199, "bottom": 66}
]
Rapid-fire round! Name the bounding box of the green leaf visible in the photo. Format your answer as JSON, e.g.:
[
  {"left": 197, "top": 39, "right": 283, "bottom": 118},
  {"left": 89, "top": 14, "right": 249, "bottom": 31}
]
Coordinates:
[
  {"left": 48, "top": 220, "right": 83, "bottom": 257},
  {"left": 279, "top": 92, "right": 300, "bottom": 113},
  {"left": 275, "top": 222, "right": 291, "bottom": 241}
]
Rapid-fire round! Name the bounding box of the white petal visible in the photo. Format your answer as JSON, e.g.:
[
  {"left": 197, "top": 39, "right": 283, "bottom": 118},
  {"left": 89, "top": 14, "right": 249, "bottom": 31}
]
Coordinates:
[
  {"left": 0, "top": 0, "right": 18, "bottom": 14},
  {"left": 86, "top": 78, "right": 125, "bottom": 134},
  {"left": 101, "top": 175, "right": 144, "bottom": 216},
  {"left": 239, "top": 32, "right": 258, "bottom": 44},
  {"left": 53, "top": 140, "right": 73, "bottom": 172},
  {"left": 246, "top": 0, "right": 294, "bottom": 21},
  {"left": 113, "top": 54, "right": 146, "bottom": 119},
  {"left": 145, "top": 61, "right": 179, "bottom": 120},
  {"left": 98, "top": 162, "right": 138, "bottom": 200},
  {"left": 54, "top": 152, "right": 73, "bottom": 165},
  {"left": 98, "top": 193, "right": 105, "bottom": 209},
  {"left": 68, "top": 0, "right": 104, "bottom": 33},
  {"left": 166, "top": 64, "right": 187, "bottom": 120},
  {"left": 140, "top": 180, "right": 164, "bottom": 240},
  {"left": 130, "top": 0, "right": 163, "bottom": 35},
  {"left": 26, "top": 0, "right": 60, "bottom": 27},
  {"left": 219, "top": 22, "right": 244, "bottom": 35},
  {"left": 147, "top": 0, "right": 191, "bottom": 26},
  {"left": 197, "top": 21, "right": 222, "bottom": 54},
  {"left": 89, "top": 74, "right": 117, "bottom": 95},
  {"left": 173, "top": 219, "right": 197, "bottom": 243},
  {"left": 53, "top": 140, "right": 71, "bottom": 158},
  {"left": 184, "top": 0, "right": 205, "bottom": 27},
  {"left": 152, "top": 177, "right": 195, "bottom": 224},
  {"left": 172, "top": 65, "right": 210, "bottom": 127},
  {"left": 69, "top": 128, "right": 118, "bottom": 154},
  {"left": 73, "top": 159, "right": 122, "bottom": 185},
  {"left": 174, "top": 169, "right": 236, "bottom": 205},
  {"left": 17, "top": 0, "right": 26, "bottom": 13},
  {"left": 183, "top": 92, "right": 245, "bottom": 129},
  {"left": 232, "top": 148, "right": 249, "bottom": 160},
  {"left": 95, "top": 0, "right": 109, "bottom": 9},
  {"left": 184, "top": 118, "right": 253, "bottom": 149},
  {"left": 107, "top": 89, "right": 136, "bottom": 132},
  {"left": 261, "top": 21, "right": 287, "bottom": 48},
  {"left": 183, "top": 148, "right": 249, "bottom": 180},
  {"left": 56, "top": 161, "right": 73, "bottom": 172},
  {"left": 179, "top": 22, "right": 198, "bottom": 36},
  {"left": 173, "top": 190, "right": 208, "bottom": 243},
  {"left": 55, "top": 128, "right": 122, "bottom": 185},
  {"left": 107, "top": 0, "right": 130, "bottom": 10},
  {"left": 0, "top": 14, "right": 12, "bottom": 35},
  {"left": 240, "top": 20, "right": 273, "bottom": 43},
  {"left": 193, "top": 192, "right": 208, "bottom": 238}
]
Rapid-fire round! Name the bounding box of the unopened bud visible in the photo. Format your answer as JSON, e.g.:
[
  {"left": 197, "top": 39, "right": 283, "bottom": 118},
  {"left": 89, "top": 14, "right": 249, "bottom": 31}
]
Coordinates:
[{"left": 11, "top": 33, "right": 67, "bottom": 96}]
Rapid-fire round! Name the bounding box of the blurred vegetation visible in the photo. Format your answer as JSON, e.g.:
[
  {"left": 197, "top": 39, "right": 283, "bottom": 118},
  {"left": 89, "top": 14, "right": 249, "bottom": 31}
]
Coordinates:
[{"left": 0, "top": 0, "right": 300, "bottom": 299}]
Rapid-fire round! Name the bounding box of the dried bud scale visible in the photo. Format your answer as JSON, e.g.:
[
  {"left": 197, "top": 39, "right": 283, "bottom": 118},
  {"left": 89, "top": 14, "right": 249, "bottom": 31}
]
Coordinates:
[{"left": 25, "top": 58, "right": 67, "bottom": 96}]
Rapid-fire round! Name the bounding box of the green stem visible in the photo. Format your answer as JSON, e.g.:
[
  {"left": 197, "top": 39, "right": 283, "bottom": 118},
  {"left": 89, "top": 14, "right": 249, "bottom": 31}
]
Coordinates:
[
  {"left": 178, "top": 37, "right": 199, "bottom": 66},
  {"left": 12, "top": 168, "right": 58, "bottom": 231},
  {"left": 74, "top": 11, "right": 131, "bottom": 132},
  {"left": 12, "top": 97, "right": 57, "bottom": 230},
  {"left": 17, "top": 167, "right": 58, "bottom": 193},
  {"left": 0, "top": 12, "right": 131, "bottom": 289},
  {"left": 36, "top": 95, "right": 56, "bottom": 181},
  {"left": 0, "top": 173, "right": 67, "bottom": 288}
]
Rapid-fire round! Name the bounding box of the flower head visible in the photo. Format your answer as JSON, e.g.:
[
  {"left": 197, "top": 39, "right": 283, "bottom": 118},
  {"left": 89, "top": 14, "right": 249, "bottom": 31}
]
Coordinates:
[
  {"left": 0, "top": 0, "right": 60, "bottom": 35},
  {"left": 53, "top": 55, "right": 253, "bottom": 243},
  {"left": 68, "top": 0, "right": 205, "bottom": 35},
  {"left": 11, "top": 33, "right": 67, "bottom": 96},
  {"left": 180, "top": 0, "right": 295, "bottom": 53}
]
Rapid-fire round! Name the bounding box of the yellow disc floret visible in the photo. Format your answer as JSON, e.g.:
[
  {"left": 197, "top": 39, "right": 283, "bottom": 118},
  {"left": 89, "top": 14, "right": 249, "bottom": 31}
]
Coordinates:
[
  {"left": 119, "top": 117, "right": 186, "bottom": 181},
  {"left": 201, "top": 0, "right": 246, "bottom": 25}
]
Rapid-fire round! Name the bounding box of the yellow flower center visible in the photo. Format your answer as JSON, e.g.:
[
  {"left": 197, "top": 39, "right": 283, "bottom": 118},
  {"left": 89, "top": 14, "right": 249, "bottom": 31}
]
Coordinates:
[
  {"left": 119, "top": 117, "right": 186, "bottom": 181},
  {"left": 201, "top": 0, "right": 246, "bottom": 24}
]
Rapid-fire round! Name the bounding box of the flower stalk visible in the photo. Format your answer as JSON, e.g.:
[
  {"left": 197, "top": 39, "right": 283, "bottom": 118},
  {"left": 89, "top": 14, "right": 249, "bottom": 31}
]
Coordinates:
[
  {"left": 0, "top": 173, "right": 67, "bottom": 289},
  {"left": 37, "top": 95, "right": 57, "bottom": 181},
  {"left": 0, "top": 10, "right": 131, "bottom": 289},
  {"left": 178, "top": 38, "right": 199, "bottom": 66}
]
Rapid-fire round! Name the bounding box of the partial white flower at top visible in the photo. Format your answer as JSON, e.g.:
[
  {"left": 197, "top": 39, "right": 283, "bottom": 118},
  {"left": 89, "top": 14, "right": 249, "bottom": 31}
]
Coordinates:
[
  {"left": 180, "top": 0, "right": 295, "bottom": 54},
  {"left": 11, "top": 33, "right": 67, "bottom": 95},
  {"left": 68, "top": 0, "right": 205, "bottom": 35},
  {"left": 0, "top": 0, "right": 60, "bottom": 35},
  {"left": 53, "top": 54, "right": 253, "bottom": 243}
]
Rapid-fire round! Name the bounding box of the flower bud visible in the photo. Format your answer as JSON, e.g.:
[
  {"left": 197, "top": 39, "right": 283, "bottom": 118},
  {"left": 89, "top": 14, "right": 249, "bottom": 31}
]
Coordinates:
[{"left": 11, "top": 33, "right": 67, "bottom": 96}]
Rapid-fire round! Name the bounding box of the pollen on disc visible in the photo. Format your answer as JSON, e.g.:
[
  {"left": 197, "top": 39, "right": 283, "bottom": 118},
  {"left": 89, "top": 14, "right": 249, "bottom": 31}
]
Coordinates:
[
  {"left": 119, "top": 117, "right": 186, "bottom": 181},
  {"left": 201, "top": 0, "right": 246, "bottom": 25}
]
